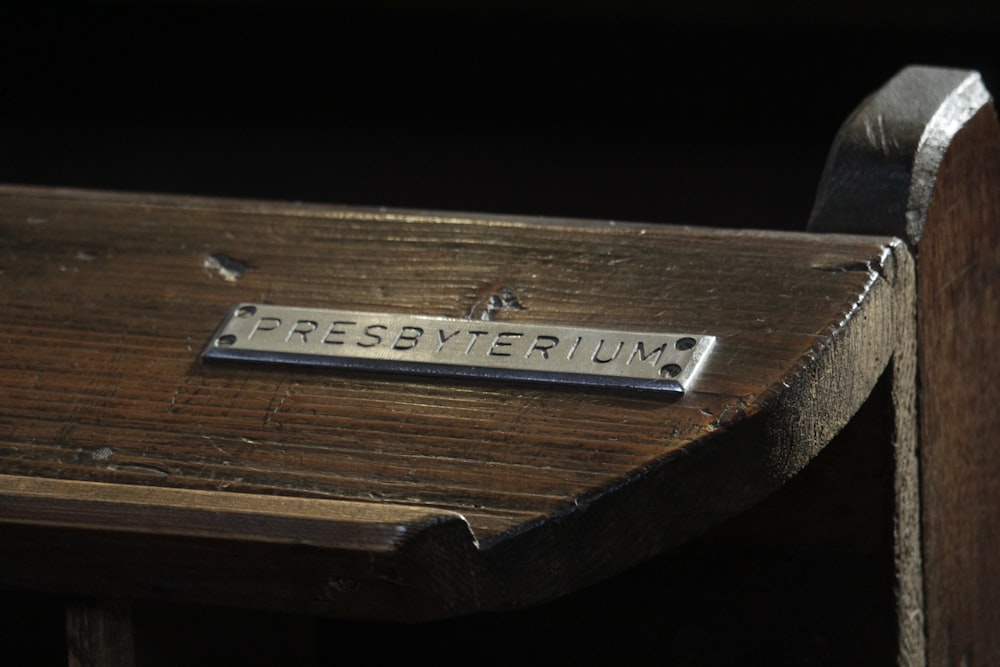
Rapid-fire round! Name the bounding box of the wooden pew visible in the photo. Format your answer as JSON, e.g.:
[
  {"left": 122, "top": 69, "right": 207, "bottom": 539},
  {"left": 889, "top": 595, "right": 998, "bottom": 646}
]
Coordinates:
[
  {"left": 0, "top": 65, "right": 996, "bottom": 665},
  {"left": 809, "top": 65, "right": 1000, "bottom": 667}
]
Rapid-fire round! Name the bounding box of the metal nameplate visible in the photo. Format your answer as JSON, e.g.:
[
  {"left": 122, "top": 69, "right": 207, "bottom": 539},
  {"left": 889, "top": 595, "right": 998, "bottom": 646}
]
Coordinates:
[{"left": 203, "top": 303, "right": 715, "bottom": 394}]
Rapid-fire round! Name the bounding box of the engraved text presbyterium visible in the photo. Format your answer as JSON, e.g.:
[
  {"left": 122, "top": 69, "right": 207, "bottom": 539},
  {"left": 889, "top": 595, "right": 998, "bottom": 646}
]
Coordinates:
[{"left": 203, "top": 304, "right": 715, "bottom": 393}]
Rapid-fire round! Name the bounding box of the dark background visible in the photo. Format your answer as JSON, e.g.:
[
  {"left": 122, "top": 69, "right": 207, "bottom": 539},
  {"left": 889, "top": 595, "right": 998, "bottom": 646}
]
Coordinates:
[
  {"left": 1, "top": 3, "right": 998, "bottom": 663},
  {"left": 2, "top": 1, "right": 998, "bottom": 231}
]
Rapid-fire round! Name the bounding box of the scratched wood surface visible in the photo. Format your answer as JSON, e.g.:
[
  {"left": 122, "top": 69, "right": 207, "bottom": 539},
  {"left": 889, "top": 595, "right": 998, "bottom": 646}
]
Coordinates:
[
  {"left": 808, "top": 67, "right": 1000, "bottom": 666},
  {"left": 917, "top": 103, "right": 1000, "bottom": 665},
  {"left": 913, "top": 100, "right": 1000, "bottom": 667},
  {"left": 0, "top": 185, "right": 912, "bottom": 619}
]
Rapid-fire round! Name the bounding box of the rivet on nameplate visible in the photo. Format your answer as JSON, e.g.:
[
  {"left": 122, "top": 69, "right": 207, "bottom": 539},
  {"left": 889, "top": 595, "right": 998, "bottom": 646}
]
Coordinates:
[{"left": 202, "top": 303, "right": 715, "bottom": 394}]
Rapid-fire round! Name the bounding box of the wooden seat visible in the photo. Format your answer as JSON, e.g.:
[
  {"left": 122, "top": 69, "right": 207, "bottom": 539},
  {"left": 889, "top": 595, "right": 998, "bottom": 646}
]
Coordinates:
[{"left": 1, "top": 65, "right": 997, "bottom": 665}]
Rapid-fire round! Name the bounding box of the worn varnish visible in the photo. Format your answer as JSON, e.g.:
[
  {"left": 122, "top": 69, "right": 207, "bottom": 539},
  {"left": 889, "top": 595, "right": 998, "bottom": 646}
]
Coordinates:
[
  {"left": 0, "top": 184, "right": 913, "bottom": 621},
  {"left": 811, "top": 66, "right": 1000, "bottom": 667}
]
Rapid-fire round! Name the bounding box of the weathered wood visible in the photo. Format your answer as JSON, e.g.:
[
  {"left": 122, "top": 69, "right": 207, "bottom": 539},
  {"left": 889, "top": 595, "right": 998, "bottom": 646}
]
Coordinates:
[
  {"left": 918, "top": 100, "right": 1000, "bottom": 667},
  {"left": 0, "top": 184, "right": 914, "bottom": 623},
  {"left": 810, "top": 66, "right": 1000, "bottom": 666},
  {"left": 66, "top": 598, "right": 135, "bottom": 667}
]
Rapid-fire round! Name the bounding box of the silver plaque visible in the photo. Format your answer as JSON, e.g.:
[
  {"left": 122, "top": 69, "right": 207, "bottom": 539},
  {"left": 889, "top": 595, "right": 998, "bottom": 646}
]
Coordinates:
[{"left": 203, "top": 303, "right": 715, "bottom": 394}]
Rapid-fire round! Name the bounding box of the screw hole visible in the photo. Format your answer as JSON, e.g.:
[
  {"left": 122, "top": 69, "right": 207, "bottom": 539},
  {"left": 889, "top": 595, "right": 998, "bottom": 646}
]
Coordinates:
[
  {"left": 217, "top": 335, "right": 237, "bottom": 347},
  {"left": 660, "top": 363, "right": 682, "bottom": 378},
  {"left": 236, "top": 305, "right": 257, "bottom": 318},
  {"left": 676, "top": 337, "right": 696, "bottom": 351}
]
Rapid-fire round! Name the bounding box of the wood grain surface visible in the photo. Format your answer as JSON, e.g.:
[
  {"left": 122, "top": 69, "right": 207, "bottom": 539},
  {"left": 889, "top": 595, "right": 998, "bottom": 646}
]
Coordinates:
[
  {"left": 66, "top": 598, "right": 135, "bottom": 667},
  {"left": 0, "top": 185, "right": 913, "bottom": 619},
  {"left": 809, "top": 66, "right": 1000, "bottom": 666},
  {"left": 917, "top": 97, "right": 1000, "bottom": 667}
]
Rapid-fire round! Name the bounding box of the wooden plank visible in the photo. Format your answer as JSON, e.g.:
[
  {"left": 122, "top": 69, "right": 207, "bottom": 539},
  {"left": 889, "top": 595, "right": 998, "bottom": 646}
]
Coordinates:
[
  {"left": 0, "top": 184, "right": 913, "bottom": 619},
  {"left": 917, "top": 103, "right": 1000, "bottom": 667},
  {"left": 0, "top": 475, "right": 473, "bottom": 551},
  {"left": 810, "top": 66, "right": 1000, "bottom": 666},
  {"left": 66, "top": 598, "right": 135, "bottom": 667}
]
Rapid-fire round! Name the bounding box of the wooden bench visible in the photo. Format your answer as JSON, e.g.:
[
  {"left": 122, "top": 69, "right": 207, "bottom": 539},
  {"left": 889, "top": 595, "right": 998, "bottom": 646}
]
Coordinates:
[{"left": 1, "top": 65, "right": 997, "bottom": 665}]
